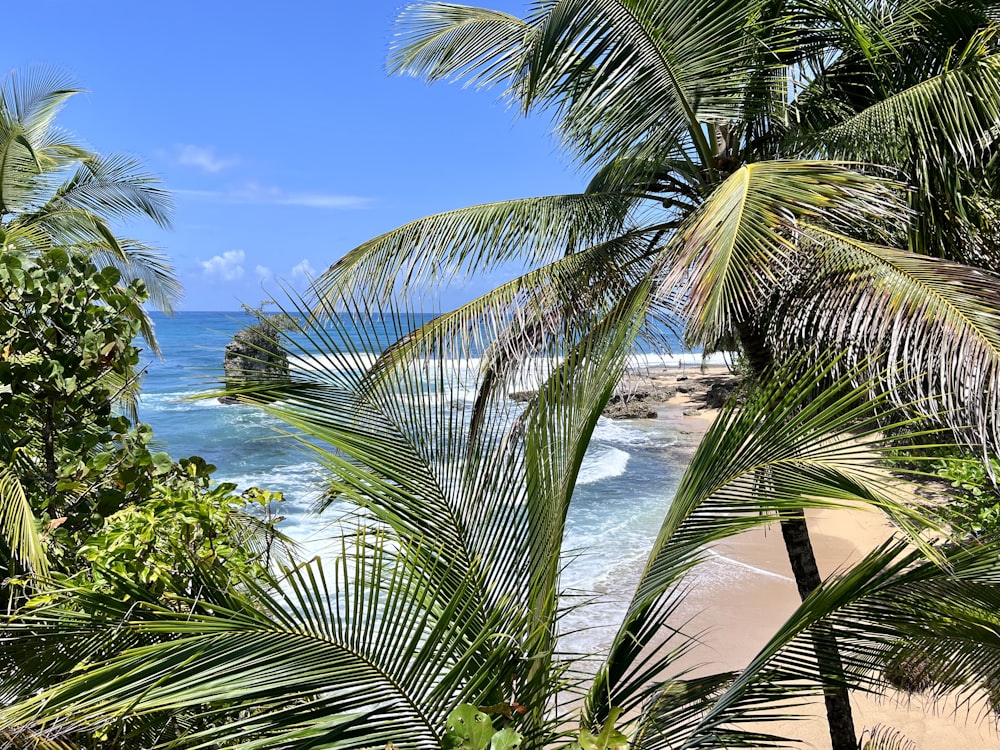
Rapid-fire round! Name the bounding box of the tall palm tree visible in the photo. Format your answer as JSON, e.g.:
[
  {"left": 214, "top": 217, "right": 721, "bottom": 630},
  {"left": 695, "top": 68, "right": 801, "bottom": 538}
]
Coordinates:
[
  {"left": 0, "top": 68, "right": 179, "bottom": 324},
  {"left": 1, "top": 298, "right": 998, "bottom": 749},
  {"left": 306, "top": 3, "right": 1000, "bottom": 746}
]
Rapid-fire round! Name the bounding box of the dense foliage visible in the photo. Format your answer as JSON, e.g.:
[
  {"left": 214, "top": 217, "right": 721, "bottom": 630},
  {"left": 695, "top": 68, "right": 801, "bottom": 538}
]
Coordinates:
[
  {"left": 4, "top": 1, "right": 1000, "bottom": 748},
  {"left": 0, "top": 87, "right": 291, "bottom": 748}
]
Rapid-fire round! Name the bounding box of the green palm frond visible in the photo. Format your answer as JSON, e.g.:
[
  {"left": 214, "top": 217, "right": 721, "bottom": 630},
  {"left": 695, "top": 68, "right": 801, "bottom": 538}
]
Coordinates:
[
  {"left": 0, "top": 69, "right": 84, "bottom": 218},
  {"left": 389, "top": 2, "right": 535, "bottom": 95},
  {"left": 0, "top": 282, "right": 653, "bottom": 747},
  {"left": 54, "top": 153, "right": 173, "bottom": 229},
  {"left": 624, "top": 536, "right": 1000, "bottom": 749},
  {"left": 587, "top": 354, "right": 947, "bottom": 728},
  {"left": 313, "top": 193, "right": 634, "bottom": 305},
  {"left": 0, "top": 455, "right": 47, "bottom": 577},
  {"left": 520, "top": 0, "right": 758, "bottom": 170},
  {"left": 809, "top": 45, "right": 1000, "bottom": 176},
  {"left": 0, "top": 68, "right": 80, "bottom": 137},
  {"left": 92, "top": 239, "right": 182, "bottom": 315},
  {"left": 658, "top": 161, "right": 904, "bottom": 348},
  {"left": 353, "top": 226, "right": 665, "bottom": 407},
  {"left": 772, "top": 230, "right": 1000, "bottom": 454},
  {"left": 0, "top": 544, "right": 496, "bottom": 749},
  {"left": 0, "top": 69, "right": 179, "bottom": 318}
]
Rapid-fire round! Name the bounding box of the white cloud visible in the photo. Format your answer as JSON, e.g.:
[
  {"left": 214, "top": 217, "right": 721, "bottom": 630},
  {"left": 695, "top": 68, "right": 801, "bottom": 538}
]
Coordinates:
[
  {"left": 291, "top": 259, "right": 316, "bottom": 280},
  {"left": 277, "top": 193, "right": 372, "bottom": 209},
  {"left": 201, "top": 250, "right": 246, "bottom": 281},
  {"left": 176, "top": 145, "right": 238, "bottom": 173},
  {"left": 177, "top": 181, "right": 371, "bottom": 210},
  {"left": 255, "top": 265, "right": 273, "bottom": 281}
]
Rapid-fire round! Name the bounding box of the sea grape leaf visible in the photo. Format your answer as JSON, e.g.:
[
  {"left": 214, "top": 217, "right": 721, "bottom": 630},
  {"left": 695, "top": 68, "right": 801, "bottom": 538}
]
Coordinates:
[
  {"left": 490, "top": 728, "right": 523, "bottom": 750},
  {"left": 444, "top": 704, "right": 494, "bottom": 750}
]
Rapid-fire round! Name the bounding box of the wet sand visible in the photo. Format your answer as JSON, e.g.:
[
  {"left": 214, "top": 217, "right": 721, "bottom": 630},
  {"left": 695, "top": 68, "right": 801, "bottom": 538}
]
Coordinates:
[{"left": 617, "top": 364, "right": 998, "bottom": 749}]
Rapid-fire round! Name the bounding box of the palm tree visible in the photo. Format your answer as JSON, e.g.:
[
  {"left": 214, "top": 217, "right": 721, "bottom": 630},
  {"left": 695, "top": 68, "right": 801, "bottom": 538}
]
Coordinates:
[
  {"left": 0, "top": 68, "right": 180, "bottom": 577},
  {"left": 304, "top": 3, "right": 1000, "bottom": 746},
  {"left": 1, "top": 299, "right": 998, "bottom": 749},
  {"left": 0, "top": 68, "right": 180, "bottom": 326}
]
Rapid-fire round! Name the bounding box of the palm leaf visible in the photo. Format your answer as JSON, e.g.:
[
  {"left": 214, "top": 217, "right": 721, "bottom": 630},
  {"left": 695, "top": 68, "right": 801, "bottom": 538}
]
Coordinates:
[
  {"left": 0, "top": 69, "right": 84, "bottom": 217},
  {"left": 0, "top": 455, "right": 48, "bottom": 577},
  {"left": 0, "top": 545, "right": 492, "bottom": 749},
  {"left": 666, "top": 537, "right": 1000, "bottom": 748},
  {"left": 809, "top": 44, "right": 1000, "bottom": 177},
  {"left": 658, "top": 161, "right": 904, "bottom": 348},
  {"left": 518, "top": 0, "right": 762, "bottom": 170},
  {"left": 587, "top": 354, "right": 947, "bottom": 728},
  {"left": 772, "top": 228, "right": 1000, "bottom": 455},
  {"left": 389, "top": 2, "right": 535, "bottom": 95},
  {"left": 312, "top": 193, "right": 634, "bottom": 305},
  {"left": 54, "top": 153, "right": 173, "bottom": 229}
]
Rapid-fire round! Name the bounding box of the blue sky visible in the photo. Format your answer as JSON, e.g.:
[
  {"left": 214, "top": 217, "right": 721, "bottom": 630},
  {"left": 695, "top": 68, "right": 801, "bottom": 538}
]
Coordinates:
[{"left": 7, "top": 2, "right": 582, "bottom": 311}]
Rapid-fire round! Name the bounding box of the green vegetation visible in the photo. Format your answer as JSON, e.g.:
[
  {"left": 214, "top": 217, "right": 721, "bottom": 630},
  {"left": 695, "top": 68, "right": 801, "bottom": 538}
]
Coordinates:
[
  {"left": 3, "top": 1, "right": 1000, "bottom": 749},
  {"left": 0, "top": 70, "right": 179, "bottom": 339},
  {"left": 311, "top": 2, "right": 1000, "bottom": 747},
  {"left": 932, "top": 451, "right": 1000, "bottom": 537},
  {"left": 0, "top": 77, "right": 292, "bottom": 748}
]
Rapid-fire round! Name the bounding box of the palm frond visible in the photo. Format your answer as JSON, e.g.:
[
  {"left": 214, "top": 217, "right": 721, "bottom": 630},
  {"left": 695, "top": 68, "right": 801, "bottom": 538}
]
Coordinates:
[
  {"left": 588, "top": 353, "right": 947, "bottom": 727},
  {"left": 0, "top": 456, "right": 47, "bottom": 577},
  {"left": 809, "top": 45, "right": 1000, "bottom": 178},
  {"left": 353, "top": 225, "right": 665, "bottom": 415},
  {"left": 519, "top": 0, "right": 769, "bottom": 171},
  {"left": 0, "top": 545, "right": 491, "bottom": 749},
  {"left": 56, "top": 153, "right": 173, "bottom": 229},
  {"left": 670, "top": 537, "right": 1000, "bottom": 748},
  {"left": 389, "top": 2, "right": 535, "bottom": 95},
  {"left": 312, "top": 193, "right": 633, "bottom": 305},
  {"left": 658, "top": 161, "right": 904, "bottom": 348},
  {"left": 91, "top": 238, "right": 182, "bottom": 315},
  {"left": 772, "top": 229, "right": 1000, "bottom": 455}
]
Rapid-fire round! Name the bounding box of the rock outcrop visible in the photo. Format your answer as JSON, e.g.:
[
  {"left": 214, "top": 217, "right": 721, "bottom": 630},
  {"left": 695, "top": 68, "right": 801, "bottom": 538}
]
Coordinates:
[{"left": 219, "top": 321, "right": 289, "bottom": 404}]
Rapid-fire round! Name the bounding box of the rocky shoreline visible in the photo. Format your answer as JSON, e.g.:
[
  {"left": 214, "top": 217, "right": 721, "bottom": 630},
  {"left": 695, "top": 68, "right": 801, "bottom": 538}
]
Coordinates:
[{"left": 509, "top": 366, "right": 742, "bottom": 419}]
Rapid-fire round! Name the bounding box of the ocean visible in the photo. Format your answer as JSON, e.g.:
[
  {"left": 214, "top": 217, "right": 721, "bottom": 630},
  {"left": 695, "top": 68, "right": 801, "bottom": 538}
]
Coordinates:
[{"left": 138, "top": 311, "right": 708, "bottom": 653}]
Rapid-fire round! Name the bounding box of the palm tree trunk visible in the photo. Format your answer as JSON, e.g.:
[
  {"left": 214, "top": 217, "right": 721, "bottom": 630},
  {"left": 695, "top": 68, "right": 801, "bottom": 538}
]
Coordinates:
[
  {"left": 736, "top": 323, "right": 857, "bottom": 750},
  {"left": 780, "top": 510, "right": 857, "bottom": 750}
]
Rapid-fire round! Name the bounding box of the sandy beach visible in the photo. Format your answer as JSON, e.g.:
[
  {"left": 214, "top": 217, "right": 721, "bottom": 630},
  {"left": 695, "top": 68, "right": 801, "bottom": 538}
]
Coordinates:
[{"left": 620, "top": 364, "right": 999, "bottom": 750}]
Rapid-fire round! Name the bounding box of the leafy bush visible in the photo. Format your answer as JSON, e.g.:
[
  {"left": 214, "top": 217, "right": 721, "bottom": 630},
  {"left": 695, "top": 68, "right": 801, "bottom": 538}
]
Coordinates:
[
  {"left": 75, "top": 456, "right": 286, "bottom": 600},
  {"left": 930, "top": 452, "right": 1000, "bottom": 537}
]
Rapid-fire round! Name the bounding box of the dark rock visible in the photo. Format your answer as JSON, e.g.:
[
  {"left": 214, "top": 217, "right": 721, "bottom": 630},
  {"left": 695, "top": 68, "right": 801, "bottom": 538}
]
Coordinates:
[
  {"left": 704, "top": 381, "right": 738, "bottom": 409},
  {"left": 602, "top": 400, "right": 658, "bottom": 419},
  {"left": 508, "top": 391, "right": 536, "bottom": 403},
  {"left": 220, "top": 321, "right": 289, "bottom": 403}
]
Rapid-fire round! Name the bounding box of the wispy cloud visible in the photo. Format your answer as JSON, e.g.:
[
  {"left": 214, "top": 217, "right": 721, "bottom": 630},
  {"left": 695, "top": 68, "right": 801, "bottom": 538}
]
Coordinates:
[
  {"left": 277, "top": 193, "right": 371, "bottom": 209},
  {"left": 255, "top": 265, "right": 273, "bottom": 281},
  {"left": 175, "top": 144, "right": 238, "bottom": 173},
  {"left": 174, "top": 181, "right": 372, "bottom": 210},
  {"left": 201, "top": 250, "right": 246, "bottom": 281},
  {"left": 291, "top": 259, "right": 317, "bottom": 280}
]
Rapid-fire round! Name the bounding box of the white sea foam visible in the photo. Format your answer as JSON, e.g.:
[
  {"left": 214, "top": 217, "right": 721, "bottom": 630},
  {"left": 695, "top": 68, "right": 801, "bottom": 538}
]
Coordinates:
[
  {"left": 140, "top": 390, "right": 221, "bottom": 411},
  {"left": 626, "top": 350, "right": 730, "bottom": 370},
  {"left": 702, "top": 549, "right": 794, "bottom": 583},
  {"left": 591, "top": 417, "right": 676, "bottom": 447},
  {"left": 220, "top": 462, "right": 326, "bottom": 506},
  {"left": 577, "top": 446, "right": 630, "bottom": 485}
]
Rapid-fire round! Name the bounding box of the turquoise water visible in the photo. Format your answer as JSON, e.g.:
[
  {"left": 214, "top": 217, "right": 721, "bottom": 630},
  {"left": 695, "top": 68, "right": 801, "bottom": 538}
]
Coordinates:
[{"left": 138, "top": 312, "right": 702, "bottom": 651}]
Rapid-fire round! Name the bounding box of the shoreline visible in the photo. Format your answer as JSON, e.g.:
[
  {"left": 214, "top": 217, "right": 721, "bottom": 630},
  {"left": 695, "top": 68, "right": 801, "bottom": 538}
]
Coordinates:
[{"left": 616, "top": 364, "right": 999, "bottom": 749}]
